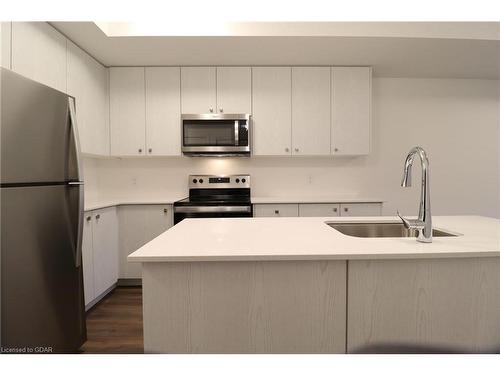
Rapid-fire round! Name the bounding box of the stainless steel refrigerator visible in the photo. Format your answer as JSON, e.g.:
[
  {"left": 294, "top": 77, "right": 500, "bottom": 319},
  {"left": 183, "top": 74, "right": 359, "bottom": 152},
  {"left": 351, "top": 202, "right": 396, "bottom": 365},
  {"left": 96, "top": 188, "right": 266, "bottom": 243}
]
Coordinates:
[{"left": 0, "top": 68, "right": 86, "bottom": 353}]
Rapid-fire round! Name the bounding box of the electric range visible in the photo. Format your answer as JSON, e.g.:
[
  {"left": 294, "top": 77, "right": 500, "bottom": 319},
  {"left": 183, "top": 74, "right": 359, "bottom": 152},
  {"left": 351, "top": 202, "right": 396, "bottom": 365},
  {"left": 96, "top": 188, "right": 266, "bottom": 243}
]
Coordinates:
[{"left": 173, "top": 174, "right": 252, "bottom": 225}]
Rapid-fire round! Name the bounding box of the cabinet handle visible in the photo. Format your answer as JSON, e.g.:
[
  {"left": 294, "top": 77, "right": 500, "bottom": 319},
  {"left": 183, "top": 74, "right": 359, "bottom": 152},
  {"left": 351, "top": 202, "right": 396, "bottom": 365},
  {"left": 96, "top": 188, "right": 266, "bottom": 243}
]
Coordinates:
[
  {"left": 285, "top": 147, "right": 290, "bottom": 153},
  {"left": 148, "top": 148, "right": 152, "bottom": 153},
  {"left": 209, "top": 108, "right": 214, "bottom": 113},
  {"left": 163, "top": 208, "right": 168, "bottom": 213},
  {"left": 295, "top": 148, "right": 299, "bottom": 152},
  {"left": 344, "top": 207, "right": 348, "bottom": 212},
  {"left": 334, "top": 148, "right": 339, "bottom": 152},
  {"left": 86, "top": 216, "right": 91, "bottom": 221},
  {"left": 219, "top": 108, "right": 223, "bottom": 113},
  {"left": 333, "top": 208, "right": 338, "bottom": 212},
  {"left": 95, "top": 214, "right": 101, "bottom": 219},
  {"left": 138, "top": 148, "right": 142, "bottom": 153},
  {"left": 274, "top": 210, "right": 280, "bottom": 215}
]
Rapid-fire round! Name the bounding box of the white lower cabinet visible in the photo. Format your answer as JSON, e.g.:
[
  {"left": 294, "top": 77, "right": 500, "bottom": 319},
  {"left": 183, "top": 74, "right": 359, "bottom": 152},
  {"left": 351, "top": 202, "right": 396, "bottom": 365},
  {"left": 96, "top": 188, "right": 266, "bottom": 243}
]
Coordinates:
[
  {"left": 118, "top": 205, "right": 173, "bottom": 280},
  {"left": 254, "top": 202, "right": 382, "bottom": 218},
  {"left": 339, "top": 203, "right": 382, "bottom": 217},
  {"left": 81, "top": 212, "right": 95, "bottom": 307},
  {"left": 299, "top": 203, "right": 340, "bottom": 217},
  {"left": 253, "top": 204, "right": 299, "bottom": 217},
  {"left": 81, "top": 207, "right": 119, "bottom": 309}
]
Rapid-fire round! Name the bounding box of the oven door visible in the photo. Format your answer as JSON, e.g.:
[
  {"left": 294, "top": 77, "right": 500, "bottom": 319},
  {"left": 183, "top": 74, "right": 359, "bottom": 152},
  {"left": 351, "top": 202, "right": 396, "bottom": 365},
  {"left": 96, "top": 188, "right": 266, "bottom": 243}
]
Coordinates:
[
  {"left": 173, "top": 205, "right": 253, "bottom": 225},
  {"left": 182, "top": 114, "right": 250, "bottom": 155}
]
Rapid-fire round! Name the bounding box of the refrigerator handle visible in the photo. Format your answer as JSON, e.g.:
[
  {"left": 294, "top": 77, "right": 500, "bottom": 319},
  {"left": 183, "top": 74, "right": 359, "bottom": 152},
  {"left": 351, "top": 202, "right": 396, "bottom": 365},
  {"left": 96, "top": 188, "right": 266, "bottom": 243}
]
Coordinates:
[
  {"left": 68, "top": 181, "right": 84, "bottom": 268},
  {"left": 68, "top": 97, "right": 82, "bottom": 182}
]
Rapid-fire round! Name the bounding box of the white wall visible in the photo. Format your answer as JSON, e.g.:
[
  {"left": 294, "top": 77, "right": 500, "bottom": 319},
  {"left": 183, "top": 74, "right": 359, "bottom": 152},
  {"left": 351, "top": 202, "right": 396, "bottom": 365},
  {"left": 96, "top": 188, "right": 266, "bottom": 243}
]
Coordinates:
[{"left": 84, "top": 77, "right": 500, "bottom": 218}]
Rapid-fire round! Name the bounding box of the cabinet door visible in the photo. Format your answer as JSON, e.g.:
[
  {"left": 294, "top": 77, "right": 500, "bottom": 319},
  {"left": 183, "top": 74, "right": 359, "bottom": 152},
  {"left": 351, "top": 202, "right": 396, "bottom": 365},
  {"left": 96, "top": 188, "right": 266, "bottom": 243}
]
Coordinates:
[
  {"left": 216, "top": 67, "right": 251, "bottom": 114},
  {"left": 92, "top": 207, "right": 119, "bottom": 297},
  {"left": 82, "top": 213, "right": 95, "bottom": 307},
  {"left": 252, "top": 67, "right": 292, "bottom": 156},
  {"left": 1, "top": 22, "right": 11, "bottom": 69},
  {"left": 299, "top": 203, "right": 340, "bottom": 217},
  {"left": 291, "top": 67, "right": 331, "bottom": 156},
  {"left": 145, "top": 67, "right": 181, "bottom": 155},
  {"left": 11, "top": 22, "right": 67, "bottom": 93},
  {"left": 181, "top": 67, "right": 216, "bottom": 113},
  {"left": 118, "top": 205, "right": 173, "bottom": 279},
  {"left": 67, "top": 41, "right": 109, "bottom": 156},
  {"left": 110, "top": 67, "right": 146, "bottom": 156},
  {"left": 340, "top": 203, "right": 382, "bottom": 217},
  {"left": 253, "top": 204, "right": 299, "bottom": 217},
  {"left": 331, "top": 67, "right": 371, "bottom": 155}
]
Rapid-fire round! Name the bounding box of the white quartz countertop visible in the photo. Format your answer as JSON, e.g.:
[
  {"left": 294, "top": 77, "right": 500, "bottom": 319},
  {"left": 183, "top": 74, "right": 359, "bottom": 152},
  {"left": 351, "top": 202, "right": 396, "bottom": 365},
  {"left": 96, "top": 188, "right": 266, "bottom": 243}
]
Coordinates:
[
  {"left": 250, "top": 196, "right": 384, "bottom": 204},
  {"left": 84, "top": 197, "right": 185, "bottom": 211},
  {"left": 128, "top": 215, "right": 500, "bottom": 262},
  {"left": 85, "top": 196, "right": 382, "bottom": 211}
]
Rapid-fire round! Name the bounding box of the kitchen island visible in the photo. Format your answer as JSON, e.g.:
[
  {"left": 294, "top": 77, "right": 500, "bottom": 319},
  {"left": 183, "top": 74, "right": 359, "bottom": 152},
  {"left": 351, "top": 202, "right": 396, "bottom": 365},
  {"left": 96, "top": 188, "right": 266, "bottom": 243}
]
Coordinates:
[{"left": 128, "top": 216, "right": 500, "bottom": 354}]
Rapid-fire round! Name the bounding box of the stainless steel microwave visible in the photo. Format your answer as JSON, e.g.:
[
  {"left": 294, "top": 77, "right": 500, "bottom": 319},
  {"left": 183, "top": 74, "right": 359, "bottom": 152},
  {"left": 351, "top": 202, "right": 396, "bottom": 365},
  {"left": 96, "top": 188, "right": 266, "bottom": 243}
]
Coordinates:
[{"left": 181, "top": 114, "right": 251, "bottom": 157}]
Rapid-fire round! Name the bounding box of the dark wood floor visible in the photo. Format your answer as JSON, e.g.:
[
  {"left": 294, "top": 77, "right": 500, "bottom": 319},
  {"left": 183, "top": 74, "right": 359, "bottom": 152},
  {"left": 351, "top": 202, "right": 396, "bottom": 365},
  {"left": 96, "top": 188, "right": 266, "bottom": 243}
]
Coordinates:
[{"left": 81, "top": 287, "right": 144, "bottom": 354}]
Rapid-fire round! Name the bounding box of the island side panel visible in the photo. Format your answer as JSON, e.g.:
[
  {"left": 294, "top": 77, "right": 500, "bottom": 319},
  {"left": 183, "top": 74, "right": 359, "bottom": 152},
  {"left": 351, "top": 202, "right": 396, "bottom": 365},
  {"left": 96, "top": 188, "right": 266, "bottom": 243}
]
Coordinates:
[
  {"left": 347, "top": 257, "right": 500, "bottom": 353},
  {"left": 142, "top": 260, "right": 347, "bottom": 353}
]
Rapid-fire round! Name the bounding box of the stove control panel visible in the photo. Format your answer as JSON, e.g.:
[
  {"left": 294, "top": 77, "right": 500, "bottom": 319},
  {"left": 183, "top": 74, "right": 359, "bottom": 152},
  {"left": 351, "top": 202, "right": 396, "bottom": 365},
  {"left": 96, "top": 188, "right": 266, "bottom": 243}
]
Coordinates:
[{"left": 189, "top": 174, "right": 250, "bottom": 189}]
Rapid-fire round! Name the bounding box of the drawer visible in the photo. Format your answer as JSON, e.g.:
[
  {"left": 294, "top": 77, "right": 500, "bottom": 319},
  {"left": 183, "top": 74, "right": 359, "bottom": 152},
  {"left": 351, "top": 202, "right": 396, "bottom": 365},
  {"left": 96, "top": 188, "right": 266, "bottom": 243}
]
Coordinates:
[
  {"left": 253, "top": 204, "right": 299, "bottom": 217},
  {"left": 299, "top": 203, "right": 340, "bottom": 217},
  {"left": 340, "top": 203, "right": 382, "bottom": 217}
]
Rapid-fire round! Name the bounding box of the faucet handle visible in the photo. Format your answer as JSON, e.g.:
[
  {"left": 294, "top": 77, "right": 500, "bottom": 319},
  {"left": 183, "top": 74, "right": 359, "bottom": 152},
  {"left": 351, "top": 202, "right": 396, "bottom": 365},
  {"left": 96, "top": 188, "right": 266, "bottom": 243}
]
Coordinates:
[{"left": 397, "top": 211, "right": 424, "bottom": 230}]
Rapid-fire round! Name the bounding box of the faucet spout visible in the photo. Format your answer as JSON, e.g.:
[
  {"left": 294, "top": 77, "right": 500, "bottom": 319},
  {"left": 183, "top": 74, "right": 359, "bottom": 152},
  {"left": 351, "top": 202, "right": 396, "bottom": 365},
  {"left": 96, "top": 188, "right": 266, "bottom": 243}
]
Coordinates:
[{"left": 398, "top": 146, "right": 432, "bottom": 243}]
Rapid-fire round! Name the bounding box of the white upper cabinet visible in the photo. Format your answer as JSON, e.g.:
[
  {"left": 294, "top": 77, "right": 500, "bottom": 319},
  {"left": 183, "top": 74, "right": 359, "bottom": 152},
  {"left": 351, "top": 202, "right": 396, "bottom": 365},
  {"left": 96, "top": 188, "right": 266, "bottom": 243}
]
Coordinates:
[
  {"left": 252, "top": 67, "right": 292, "bottom": 156},
  {"left": 331, "top": 67, "right": 371, "bottom": 155},
  {"left": 181, "top": 67, "right": 216, "bottom": 113},
  {"left": 216, "top": 67, "right": 252, "bottom": 114},
  {"left": 11, "top": 22, "right": 67, "bottom": 93},
  {"left": 67, "top": 41, "right": 109, "bottom": 156},
  {"left": 110, "top": 67, "right": 146, "bottom": 156},
  {"left": 145, "top": 67, "right": 181, "bottom": 156},
  {"left": 1, "top": 22, "right": 11, "bottom": 69},
  {"left": 291, "top": 67, "right": 331, "bottom": 155}
]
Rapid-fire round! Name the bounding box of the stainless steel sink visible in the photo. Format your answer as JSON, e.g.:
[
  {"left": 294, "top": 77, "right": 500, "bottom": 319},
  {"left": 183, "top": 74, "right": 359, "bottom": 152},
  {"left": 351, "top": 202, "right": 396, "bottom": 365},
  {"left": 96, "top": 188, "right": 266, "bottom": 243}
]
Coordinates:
[{"left": 326, "top": 222, "right": 459, "bottom": 238}]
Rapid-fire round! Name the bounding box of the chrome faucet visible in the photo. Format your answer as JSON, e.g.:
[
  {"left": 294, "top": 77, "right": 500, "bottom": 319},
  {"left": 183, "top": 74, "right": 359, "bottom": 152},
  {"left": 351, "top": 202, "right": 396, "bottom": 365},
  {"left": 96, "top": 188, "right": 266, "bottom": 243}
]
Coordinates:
[{"left": 397, "top": 146, "right": 432, "bottom": 243}]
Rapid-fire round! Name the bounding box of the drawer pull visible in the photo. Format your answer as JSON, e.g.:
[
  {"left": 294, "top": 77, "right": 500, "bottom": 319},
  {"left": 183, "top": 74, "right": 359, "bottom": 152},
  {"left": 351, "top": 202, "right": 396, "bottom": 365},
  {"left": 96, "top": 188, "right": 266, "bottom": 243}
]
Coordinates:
[{"left": 274, "top": 210, "right": 280, "bottom": 215}]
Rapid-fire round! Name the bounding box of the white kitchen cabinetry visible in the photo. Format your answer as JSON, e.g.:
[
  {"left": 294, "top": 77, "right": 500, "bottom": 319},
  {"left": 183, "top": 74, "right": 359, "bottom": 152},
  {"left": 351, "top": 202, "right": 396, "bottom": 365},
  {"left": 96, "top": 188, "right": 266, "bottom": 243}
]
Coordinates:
[
  {"left": 67, "top": 41, "right": 109, "bottom": 156},
  {"left": 339, "top": 203, "right": 381, "bottom": 217},
  {"left": 110, "top": 67, "right": 146, "bottom": 156},
  {"left": 299, "top": 203, "right": 340, "bottom": 217},
  {"left": 291, "top": 67, "right": 331, "bottom": 155},
  {"left": 118, "top": 205, "right": 173, "bottom": 280},
  {"left": 92, "top": 207, "right": 119, "bottom": 297},
  {"left": 180, "top": 67, "right": 216, "bottom": 113},
  {"left": 252, "top": 67, "right": 292, "bottom": 156},
  {"left": 81, "top": 213, "right": 95, "bottom": 307},
  {"left": 253, "top": 204, "right": 299, "bottom": 217},
  {"left": 216, "top": 67, "right": 252, "bottom": 113},
  {"left": 145, "top": 67, "right": 181, "bottom": 155},
  {"left": 11, "top": 22, "right": 67, "bottom": 93},
  {"left": 331, "top": 67, "right": 371, "bottom": 155},
  {"left": 1, "top": 22, "right": 11, "bottom": 69},
  {"left": 82, "top": 207, "right": 118, "bottom": 309}
]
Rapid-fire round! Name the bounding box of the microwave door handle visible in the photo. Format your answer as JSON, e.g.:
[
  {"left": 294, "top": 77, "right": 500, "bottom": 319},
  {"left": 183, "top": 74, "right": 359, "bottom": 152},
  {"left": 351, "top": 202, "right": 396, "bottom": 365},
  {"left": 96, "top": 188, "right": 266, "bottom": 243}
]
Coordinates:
[{"left": 234, "top": 121, "right": 239, "bottom": 146}]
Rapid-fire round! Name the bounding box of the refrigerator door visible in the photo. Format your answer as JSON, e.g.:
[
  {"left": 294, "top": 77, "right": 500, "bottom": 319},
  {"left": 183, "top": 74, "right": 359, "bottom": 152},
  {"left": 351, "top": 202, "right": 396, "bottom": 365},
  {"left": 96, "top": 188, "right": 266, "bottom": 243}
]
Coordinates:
[
  {"left": 0, "top": 184, "right": 86, "bottom": 352},
  {"left": 0, "top": 68, "right": 81, "bottom": 185}
]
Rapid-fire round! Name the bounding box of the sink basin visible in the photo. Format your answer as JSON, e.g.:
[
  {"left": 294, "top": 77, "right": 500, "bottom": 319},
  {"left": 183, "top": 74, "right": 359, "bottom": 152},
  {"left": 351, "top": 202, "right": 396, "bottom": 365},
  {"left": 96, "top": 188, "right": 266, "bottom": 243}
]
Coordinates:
[{"left": 326, "top": 222, "right": 459, "bottom": 238}]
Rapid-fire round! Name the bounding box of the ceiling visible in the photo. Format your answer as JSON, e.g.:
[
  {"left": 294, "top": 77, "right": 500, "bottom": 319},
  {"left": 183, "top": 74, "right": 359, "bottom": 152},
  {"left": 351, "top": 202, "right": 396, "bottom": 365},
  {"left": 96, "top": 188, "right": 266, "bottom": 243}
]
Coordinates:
[{"left": 51, "top": 22, "right": 500, "bottom": 79}]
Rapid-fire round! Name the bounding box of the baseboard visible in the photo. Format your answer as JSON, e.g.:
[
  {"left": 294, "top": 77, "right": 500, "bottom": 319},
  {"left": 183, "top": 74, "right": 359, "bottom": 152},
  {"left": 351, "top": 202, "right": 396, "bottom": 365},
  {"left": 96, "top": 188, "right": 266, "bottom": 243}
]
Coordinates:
[
  {"left": 117, "top": 278, "right": 142, "bottom": 287},
  {"left": 85, "top": 283, "right": 117, "bottom": 312}
]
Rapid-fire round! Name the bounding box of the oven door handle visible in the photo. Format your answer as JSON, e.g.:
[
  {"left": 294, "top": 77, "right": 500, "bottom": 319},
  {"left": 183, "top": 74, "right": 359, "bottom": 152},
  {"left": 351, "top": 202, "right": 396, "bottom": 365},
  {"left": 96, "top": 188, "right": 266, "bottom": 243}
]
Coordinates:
[{"left": 174, "top": 206, "right": 251, "bottom": 213}]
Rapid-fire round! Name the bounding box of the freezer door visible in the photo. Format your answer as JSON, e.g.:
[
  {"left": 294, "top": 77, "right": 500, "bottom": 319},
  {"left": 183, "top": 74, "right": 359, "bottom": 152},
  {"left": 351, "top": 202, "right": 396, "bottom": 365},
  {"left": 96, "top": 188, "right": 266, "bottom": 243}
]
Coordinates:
[
  {"left": 0, "top": 68, "right": 81, "bottom": 184},
  {"left": 1, "top": 184, "right": 86, "bottom": 352}
]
